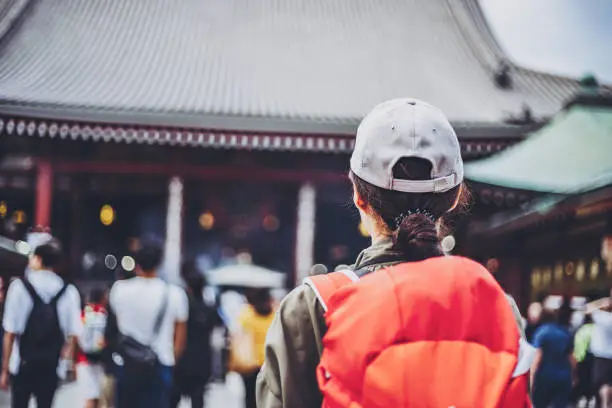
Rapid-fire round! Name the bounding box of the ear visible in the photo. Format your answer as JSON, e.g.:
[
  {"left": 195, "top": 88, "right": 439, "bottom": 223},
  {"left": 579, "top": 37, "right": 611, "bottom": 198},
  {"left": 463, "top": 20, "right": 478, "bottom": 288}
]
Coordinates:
[{"left": 353, "top": 188, "right": 367, "bottom": 211}]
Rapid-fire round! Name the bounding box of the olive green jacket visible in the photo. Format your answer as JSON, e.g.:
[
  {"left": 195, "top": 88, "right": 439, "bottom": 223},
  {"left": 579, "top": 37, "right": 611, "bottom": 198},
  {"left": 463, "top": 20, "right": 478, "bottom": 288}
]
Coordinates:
[{"left": 256, "top": 237, "right": 524, "bottom": 408}]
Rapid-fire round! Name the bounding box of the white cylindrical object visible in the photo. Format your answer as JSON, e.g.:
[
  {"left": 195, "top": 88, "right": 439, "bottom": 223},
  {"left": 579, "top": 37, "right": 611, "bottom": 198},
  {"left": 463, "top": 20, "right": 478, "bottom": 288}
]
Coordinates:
[
  {"left": 295, "top": 183, "right": 316, "bottom": 286},
  {"left": 162, "top": 176, "right": 184, "bottom": 284}
]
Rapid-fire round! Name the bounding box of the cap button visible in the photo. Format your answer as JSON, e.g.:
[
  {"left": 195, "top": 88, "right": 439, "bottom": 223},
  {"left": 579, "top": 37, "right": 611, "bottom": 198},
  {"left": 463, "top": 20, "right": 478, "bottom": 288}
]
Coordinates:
[{"left": 406, "top": 100, "right": 416, "bottom": 106}]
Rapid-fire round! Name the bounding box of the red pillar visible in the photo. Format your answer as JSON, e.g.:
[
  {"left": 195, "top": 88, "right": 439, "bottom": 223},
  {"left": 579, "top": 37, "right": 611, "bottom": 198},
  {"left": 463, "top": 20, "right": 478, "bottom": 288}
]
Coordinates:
[{"left": 35, "top": 160, "right": 53, "bottom": 228}]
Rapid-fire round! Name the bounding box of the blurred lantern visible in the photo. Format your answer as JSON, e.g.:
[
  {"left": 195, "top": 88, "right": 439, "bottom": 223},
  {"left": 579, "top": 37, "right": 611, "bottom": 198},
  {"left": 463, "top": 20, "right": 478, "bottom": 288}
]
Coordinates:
[
  {"left": 100, "top": 204, "right": 115, "bottom": 226},
  {"left": 358, "top": 221, "right": 369, "bottom": 237},
  {"left": 82, "top": 252, "right": 96, "bottom": 271},
  {"left": 486, "top": 258, "right": 500, "bottom": 274},
  {"left": 590, "top": 259, "right": 600, "bottom": 280},
  {"left": 542, "top": 268, "right": 552, "bottom": 286},
  {"left": 554, "top": 262, "right": 564, "bottom": 282},
  {"left": 441, "top": 235, "right": 456, "bottom": 253},
  {"left": 602, "top": 235, "right": 612, "bottom": 274},
  {"left": 13, "top": 210, "right": 26, "bottom": 224},
  {"left": 121, "top": 256, "right": 136, "bottom": 272},
  {"left": 565, "top": 261, "right": 575, "bottom": 277},
  {"left": 0, "top": 201, "right": 7, "bottom": 218},
  {"left": 262, "top": 215, "right": 280, "bottom": 232},
  {"left": 199, "top": 211, "right": 215, "bottom": 230},
  {"left": 104, "top": 254, "right": 117, "bottom": 270},
  {"left": 576, "top": 261, "right": 586, "bottom": 281}
]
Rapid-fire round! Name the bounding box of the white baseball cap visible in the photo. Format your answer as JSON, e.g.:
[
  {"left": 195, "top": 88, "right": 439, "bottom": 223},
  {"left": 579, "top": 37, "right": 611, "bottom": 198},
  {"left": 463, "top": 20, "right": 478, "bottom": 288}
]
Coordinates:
[{"left": 350, "top": 98, "right": 463, "bottom": 193}]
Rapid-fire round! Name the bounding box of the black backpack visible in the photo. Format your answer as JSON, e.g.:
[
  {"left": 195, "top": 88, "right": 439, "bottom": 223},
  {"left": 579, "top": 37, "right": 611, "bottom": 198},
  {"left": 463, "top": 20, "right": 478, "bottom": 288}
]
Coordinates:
[
  {"left": 175, "top": 295, "right": 218, "bottom": 380},
  {"left": 19, "top": 279, "right": 69, "bottom": 371}
]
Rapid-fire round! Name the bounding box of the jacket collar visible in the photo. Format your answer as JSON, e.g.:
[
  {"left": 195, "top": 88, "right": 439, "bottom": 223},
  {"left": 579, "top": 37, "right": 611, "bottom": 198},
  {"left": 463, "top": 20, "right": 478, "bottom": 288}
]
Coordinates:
[{"left": 352, "top": 236, "right": 405, "bottom": 276}]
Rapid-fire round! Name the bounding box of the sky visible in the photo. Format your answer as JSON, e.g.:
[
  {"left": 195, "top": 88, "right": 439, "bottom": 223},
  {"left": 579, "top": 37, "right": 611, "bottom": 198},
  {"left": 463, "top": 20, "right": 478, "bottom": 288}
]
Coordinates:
[{"left": 480, "top": 0, "right": 612, "bottom": 83}]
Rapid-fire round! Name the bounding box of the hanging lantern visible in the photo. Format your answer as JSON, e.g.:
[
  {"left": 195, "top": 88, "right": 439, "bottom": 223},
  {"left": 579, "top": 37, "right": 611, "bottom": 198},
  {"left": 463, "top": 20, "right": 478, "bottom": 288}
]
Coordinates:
[{"left": 100, "top": 204, "right": 115, "bottom": 226}]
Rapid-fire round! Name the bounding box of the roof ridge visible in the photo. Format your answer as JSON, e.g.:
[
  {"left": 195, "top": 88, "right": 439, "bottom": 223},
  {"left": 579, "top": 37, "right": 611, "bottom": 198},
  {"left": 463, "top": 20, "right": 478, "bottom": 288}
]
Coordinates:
[
  {"left": 457, "top": 0, "right": 507, "bottom": 61},
  {"left": 445, "top": 0, "right": 506, "bottom": 73},
  {"left": 0, "top": 0, "right": 36, "bottom": 48}
]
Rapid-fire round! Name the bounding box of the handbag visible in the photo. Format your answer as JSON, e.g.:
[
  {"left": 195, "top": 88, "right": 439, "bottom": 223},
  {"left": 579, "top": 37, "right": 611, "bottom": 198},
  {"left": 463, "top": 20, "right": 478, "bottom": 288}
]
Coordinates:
[{"left": 117, "top": 286, "right": 168, "bottom": 376}]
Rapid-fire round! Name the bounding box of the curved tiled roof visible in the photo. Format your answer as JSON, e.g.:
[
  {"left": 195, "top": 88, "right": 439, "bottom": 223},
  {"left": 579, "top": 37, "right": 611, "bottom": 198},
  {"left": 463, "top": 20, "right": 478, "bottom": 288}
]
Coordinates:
[{"left": 0, "top": 0, "right": 602, "bottom": 139}]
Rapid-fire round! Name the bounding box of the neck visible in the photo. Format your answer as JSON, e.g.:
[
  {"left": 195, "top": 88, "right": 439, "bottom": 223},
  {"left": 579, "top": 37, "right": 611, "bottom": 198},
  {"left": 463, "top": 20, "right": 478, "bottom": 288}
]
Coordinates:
[
  {"left": 370, "top": 232, "right": 390, "bottom": 246},
  {"left": 28, "top": 266, "right": 52, "bottom": 273},
  {"left": 136, "top": 269, "right": 158, "bottom": 279}
]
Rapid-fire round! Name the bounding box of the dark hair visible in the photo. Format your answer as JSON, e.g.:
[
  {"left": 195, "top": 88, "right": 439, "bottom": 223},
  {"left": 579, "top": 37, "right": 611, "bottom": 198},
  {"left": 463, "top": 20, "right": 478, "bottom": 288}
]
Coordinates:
[
  {"left": 33, "top": 238, "right": 63, "bottom": 269},
  {"left": 181, "top": 260, "right": 206, "bottom": 300},
  {"left": 539, "top": 308, "right": 556, "bottom": 324},
  {"left": 350, "top": 157, "right": 468, "bottom": 261},
  {"left": 134, "top": 235, "right": 163, "bottom": 272},
  {"left": 246, "top": 288, "right": 273, "bottom": 316},
  {"left": 88, "top": 286, "right": 107, "bottom": 304},
  {"left": 557, "top": 296, "right": 573, "bottom": 327}
]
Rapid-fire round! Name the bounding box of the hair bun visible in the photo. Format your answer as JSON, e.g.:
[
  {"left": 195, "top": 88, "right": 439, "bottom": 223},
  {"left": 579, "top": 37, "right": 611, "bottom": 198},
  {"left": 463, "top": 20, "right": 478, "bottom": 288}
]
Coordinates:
[{"left": 392, "top": 213, "right": 442, "bottom": 261}]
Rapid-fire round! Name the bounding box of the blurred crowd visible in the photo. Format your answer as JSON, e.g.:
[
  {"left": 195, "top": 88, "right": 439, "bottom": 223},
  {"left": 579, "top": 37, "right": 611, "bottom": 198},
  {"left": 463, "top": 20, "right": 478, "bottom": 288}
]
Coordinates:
[
  {"left": 0, "top": 233, "right": 276, "bottom": 408},
  {"left": 526, "top": 292, "right": 612, "bottom": 408}
]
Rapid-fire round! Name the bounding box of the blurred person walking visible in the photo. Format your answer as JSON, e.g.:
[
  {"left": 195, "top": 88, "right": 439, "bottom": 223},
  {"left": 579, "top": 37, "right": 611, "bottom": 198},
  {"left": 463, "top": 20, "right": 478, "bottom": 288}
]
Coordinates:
[
  {"left": 0, "top": 237, "right": 82, "bottom": 408},
  {"left": 233, "top": 288, "right": 274, "bottom": 408},
  {"left": 530, "top": 301, "right": 576, "bottom": 408},
  {"left": 171, "top": 261, "right": 222, "bottom": 408},
  {"left": 572, "top": 313, "right": 596, "bottom": 407},
  {"left": 586, "top": 291, "right": 612, "bottom": 408},
  {"left": 257, "top": 99, "right": 531, "bottom": 408},
  {"left": 104, "top": 236, "right": 188, "bottom": 408},
  {"left": 77, "top": 286, "right": 110, "bottom": 408}
]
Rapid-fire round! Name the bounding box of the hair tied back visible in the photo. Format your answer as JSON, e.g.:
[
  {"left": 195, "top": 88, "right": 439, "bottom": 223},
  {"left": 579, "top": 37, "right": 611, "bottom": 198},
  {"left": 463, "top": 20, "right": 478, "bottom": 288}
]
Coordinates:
[{"left": 394, "top": 208, "right": 436, "bottom": 229}]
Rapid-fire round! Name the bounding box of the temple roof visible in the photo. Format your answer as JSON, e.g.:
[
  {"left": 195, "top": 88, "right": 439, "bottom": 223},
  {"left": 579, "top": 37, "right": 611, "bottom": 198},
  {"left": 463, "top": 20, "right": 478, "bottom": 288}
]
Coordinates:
[
  {"left": 0, "top": 0, "right": 608, "bottom": 148},
  {"left": 465, "top": 96, "right": 612, "bottom": 194}
]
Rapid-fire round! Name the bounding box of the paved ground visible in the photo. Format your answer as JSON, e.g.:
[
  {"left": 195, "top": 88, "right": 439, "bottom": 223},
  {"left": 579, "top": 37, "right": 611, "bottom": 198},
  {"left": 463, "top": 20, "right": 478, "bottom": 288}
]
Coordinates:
[{"left": 0, "top": 373, "right": 244, "bottom": 408}]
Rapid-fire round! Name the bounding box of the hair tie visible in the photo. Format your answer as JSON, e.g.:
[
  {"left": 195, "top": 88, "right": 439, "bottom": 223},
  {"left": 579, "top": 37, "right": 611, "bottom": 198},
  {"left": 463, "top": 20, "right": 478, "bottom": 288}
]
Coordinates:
[{"left": 394, "top": 208, "right": 437, "bottom": 229}]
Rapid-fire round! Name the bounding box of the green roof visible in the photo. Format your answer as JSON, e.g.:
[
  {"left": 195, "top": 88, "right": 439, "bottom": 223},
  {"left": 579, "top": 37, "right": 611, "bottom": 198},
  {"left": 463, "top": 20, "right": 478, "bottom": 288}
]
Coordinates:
[{"left": 465, "top": 102, "right": 612, "bottom": 193}]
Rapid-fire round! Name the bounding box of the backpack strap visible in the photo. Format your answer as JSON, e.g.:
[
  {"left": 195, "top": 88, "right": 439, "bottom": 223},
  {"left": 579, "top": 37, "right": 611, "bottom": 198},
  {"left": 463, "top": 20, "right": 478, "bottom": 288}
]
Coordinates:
[
  {"left": 20, "top": 278, "right": 43, "bottom": 304},
  {"left": 304, "top": 270, "right": 359, "bottom": 312},
  {"left": 513, "top": 337, "right": 537, "bottom": 378},
  {"left": 50, "top": 283, "right": 70, "bottom": 305}
]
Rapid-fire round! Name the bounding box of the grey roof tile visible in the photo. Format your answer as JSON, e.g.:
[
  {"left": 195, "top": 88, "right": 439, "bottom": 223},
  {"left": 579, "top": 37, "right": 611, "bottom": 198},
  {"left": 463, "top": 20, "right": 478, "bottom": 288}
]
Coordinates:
[{"left": 0, "top": 0, "right": 606, "bottom": 134}]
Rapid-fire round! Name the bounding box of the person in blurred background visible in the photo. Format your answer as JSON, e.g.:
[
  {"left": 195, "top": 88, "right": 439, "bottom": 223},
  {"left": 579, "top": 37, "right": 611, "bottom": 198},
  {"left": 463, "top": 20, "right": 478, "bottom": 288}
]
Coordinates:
[
  {"left": 526, "top": 301, "right": 543, "bottom": 344},
  {"left": 0, "top": 237, "right": 82, "bottom": 408},
  {"left": 586, "top": 290, "right": 612, "bottom": 408},
  {"left": 77, "top": 286, "right": 109, "bottom": 408},
  {"left": 237, "top": 288, "right": 274, "bottom": 408},
  {"left": 571, "top": 313, "right": 595, "bottom": 407},
  {"left": 171, "top": 261, "right": 222, "bottom": 408},
  {"left": 105, "top": 236, "right": 188, "bottom": 408},
  {"left": 530, "top": 300, "right": 576, "bottom": 408}
]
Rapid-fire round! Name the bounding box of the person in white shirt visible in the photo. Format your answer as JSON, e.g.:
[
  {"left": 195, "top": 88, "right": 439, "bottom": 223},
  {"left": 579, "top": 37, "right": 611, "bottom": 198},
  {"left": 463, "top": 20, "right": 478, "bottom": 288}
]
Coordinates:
[
  {"left": 106, "top": 236, "right": 188, "bottom": 408},
  {"left": 587, "top": 292, "right": 612, "bottom": 408},
  {"left": 0, "top": 237, "right": 82, "bottom": 408}
]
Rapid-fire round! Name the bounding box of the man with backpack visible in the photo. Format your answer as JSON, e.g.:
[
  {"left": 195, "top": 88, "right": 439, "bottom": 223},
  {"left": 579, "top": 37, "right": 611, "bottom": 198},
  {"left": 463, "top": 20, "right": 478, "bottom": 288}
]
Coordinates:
[
  {"left": 0, "top": 237, "right": 82, "bottom": 408},
  {"left": 256, "top": 99, "right": 532, "bottom": 408},
  {"left": 105, "top": 236, "right": 188, "bottom": 408}
]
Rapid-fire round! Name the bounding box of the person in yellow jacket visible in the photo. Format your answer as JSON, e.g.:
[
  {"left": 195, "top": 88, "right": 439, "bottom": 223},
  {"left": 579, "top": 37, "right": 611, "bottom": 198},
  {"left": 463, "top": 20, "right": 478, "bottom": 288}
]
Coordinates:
[{"left": 236, "top": 288, "right": 275, "bottom": 408}]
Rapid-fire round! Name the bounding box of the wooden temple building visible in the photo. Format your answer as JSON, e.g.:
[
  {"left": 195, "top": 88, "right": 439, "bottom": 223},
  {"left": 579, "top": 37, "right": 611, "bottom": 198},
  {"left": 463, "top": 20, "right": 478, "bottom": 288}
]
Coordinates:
[
  {"left": 0, "top": 0, "right": 606, "bottom": 289},
  {"left": 466, "top": 93, "right": 612, "bottom": 307}
]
